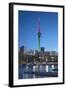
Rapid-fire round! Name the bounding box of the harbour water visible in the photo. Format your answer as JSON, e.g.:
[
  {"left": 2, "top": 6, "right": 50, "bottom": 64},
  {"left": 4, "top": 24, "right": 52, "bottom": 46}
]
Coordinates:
[{"left": 19, "top": 64, "right": 58, "bottom": 79}]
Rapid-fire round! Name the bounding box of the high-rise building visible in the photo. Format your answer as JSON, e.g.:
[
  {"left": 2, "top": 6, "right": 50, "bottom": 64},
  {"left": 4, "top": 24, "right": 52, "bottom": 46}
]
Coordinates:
[
  {"left": 20, "top": 46, "right": 24, "bottom": 54},
  {"left": 41, "top": 47, "right": 45, "bottom": 53}
]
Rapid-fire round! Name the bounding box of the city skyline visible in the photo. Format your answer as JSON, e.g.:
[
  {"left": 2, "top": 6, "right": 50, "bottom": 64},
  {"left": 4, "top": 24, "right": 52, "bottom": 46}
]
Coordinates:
[{"left": 18, "top": 11, "right": 58, "bottom": 51}]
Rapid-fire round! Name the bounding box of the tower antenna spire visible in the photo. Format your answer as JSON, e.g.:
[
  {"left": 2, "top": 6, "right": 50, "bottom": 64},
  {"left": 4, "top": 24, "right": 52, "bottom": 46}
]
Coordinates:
[{"left": 38, "top": 17, "right": 40, "bottom": 32}]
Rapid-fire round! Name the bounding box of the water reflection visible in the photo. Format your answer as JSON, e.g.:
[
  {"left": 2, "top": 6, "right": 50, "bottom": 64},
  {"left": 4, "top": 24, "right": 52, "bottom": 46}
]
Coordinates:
[{"left": 19, "top": 64, "right": 58, "bottom": 79}]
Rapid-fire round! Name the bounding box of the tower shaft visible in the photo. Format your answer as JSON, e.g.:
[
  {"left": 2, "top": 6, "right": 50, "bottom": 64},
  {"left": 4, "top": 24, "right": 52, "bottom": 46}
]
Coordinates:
[
  {"left": 37, "top": 18, "right": 41, "bottom": 52},
  {"left": 38, "top": 32, "right": 41, "bottom": 51}
]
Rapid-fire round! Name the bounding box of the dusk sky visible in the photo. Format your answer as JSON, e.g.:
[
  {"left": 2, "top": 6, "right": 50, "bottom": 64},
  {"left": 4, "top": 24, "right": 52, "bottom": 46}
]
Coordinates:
[{"left": 18, "top": 11, "right": 58, "bottom": 51}]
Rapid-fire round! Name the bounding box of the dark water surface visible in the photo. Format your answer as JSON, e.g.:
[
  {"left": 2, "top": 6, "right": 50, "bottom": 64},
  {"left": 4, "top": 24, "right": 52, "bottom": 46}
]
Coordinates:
[{"left": 18, "top": 64, "right": 58, "bottom": 79}]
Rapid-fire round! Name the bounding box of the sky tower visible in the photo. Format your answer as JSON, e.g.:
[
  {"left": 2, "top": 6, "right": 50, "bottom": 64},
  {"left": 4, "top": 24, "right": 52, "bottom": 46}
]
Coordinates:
[{"left": 37, "top": 18, "right": 41, "bottom": 51}]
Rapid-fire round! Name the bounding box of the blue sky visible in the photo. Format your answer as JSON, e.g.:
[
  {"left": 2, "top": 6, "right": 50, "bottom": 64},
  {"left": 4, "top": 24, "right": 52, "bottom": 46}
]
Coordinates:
[{"left": 18, "top": 11, "right": 58, "bottom": 51}]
